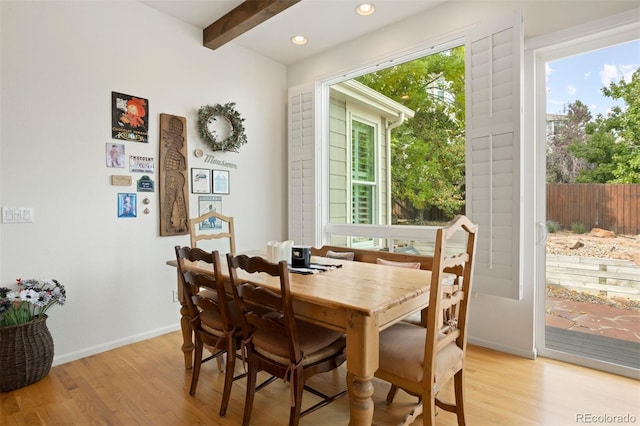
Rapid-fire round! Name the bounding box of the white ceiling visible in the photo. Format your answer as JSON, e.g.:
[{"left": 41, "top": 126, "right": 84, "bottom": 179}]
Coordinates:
[{"left": 140, "top": 0, "right": 448, "bottom": 65}]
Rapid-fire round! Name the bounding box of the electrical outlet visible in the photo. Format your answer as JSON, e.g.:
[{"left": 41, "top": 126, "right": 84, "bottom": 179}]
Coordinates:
[{"left": 172, "top": 290, "right": 179, "bottom": 303}]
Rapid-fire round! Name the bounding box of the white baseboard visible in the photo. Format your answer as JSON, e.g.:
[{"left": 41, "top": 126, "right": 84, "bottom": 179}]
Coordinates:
[
  {"left": 467, "top": 336, "right": 537, "bottom": 360},
  {"left": 52, "top": 324, "right": 181, "bottom": 366}
]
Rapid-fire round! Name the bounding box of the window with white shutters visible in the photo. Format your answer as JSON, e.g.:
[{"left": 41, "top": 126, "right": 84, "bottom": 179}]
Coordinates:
[{"left": 288, "top": 12, "right": 523, "bottom": 299}]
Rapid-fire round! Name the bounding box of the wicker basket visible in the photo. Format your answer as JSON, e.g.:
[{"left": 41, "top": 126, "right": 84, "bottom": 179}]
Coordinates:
[{"left": 0, "top": 315, "right": 54, "bottom": 392}]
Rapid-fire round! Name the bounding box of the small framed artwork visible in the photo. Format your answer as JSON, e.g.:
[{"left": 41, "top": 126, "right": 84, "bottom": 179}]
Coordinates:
[
  {"left": 106, "top": 143, "right": 125, "bottom": 168},
  {"left": 112, "top": 92, "right": 149, "bottom": 142},
  {"left": 197, "top": 196, "right": 222, "bottom": 230},
  {"left": 130, "top": 155, "right": 154, "bottom": 173},
  {"left": 191, "top": 168, "right": 211, "bottom": 194},
  {"left": 212, "top": 169, "right": 230, "bottom": 194},
  {"left": 118, "top": 193, "right": 137, "bottom": 217}
]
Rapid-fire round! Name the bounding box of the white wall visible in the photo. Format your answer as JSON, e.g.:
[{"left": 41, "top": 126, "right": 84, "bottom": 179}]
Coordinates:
[
  {"left": 0, "top": 1, "right": 287, "bottom": 365},
  {"left": 287, "top": 1, "right": 639, "bottom": 358}
]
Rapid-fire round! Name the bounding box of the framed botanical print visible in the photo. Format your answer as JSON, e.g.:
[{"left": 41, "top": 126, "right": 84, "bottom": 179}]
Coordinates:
[{"left": 212, "top": 169, "right": 230, "bottom": 194}]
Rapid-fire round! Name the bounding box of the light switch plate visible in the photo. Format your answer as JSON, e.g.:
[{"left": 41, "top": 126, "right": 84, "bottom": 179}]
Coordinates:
[{"left": 2, "top": 207, "right": 34, "bottom": 223}]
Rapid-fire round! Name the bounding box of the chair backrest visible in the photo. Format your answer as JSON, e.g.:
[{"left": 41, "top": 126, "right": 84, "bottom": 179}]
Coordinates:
[
  {"left": 189, "top": 211, "right": 236, "bottom": 254},
  {"left": 174, "top": 246, "right": 234, "bottom": 334},
  {"left": 226, "top": 254, "right": 303, "bottom": 365},
  {"left": 423, "top": 215, "right": 477, "bottom": 385}
]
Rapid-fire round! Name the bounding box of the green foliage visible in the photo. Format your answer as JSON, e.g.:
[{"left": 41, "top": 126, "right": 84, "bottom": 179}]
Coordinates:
[
  {"left": 356, "top": 46, "right": 466, "bottom": 217},
  {"left": 570, "top": 222, "right": 587, "bottom": 234},
  {"left": 569, "top": 117, "right": 619, "bottom": 183},
  {"left": 602, "top": 69, "right": 640, "bottom": 183},
  {"left": 546, "top": 220, "right": 560, "bottom": 233},
  {"left": 547, "top": 100, "right": 591, "bottom": 183},
  {"left": 567, "top": 69, "right": 640, "bottom": 184},
  {"left": 602, "top": 69, "right": 640, "bottom": 148}
]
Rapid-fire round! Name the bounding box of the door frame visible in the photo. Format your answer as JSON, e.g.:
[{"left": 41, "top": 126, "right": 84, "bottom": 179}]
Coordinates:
[{"left": 530, "top": 12, "right": 639, "bottom": 379}]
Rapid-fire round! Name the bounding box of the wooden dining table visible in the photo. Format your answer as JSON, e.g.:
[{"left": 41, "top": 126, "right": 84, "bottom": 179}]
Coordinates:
[{"left": 167, "top": 252, "right": 432, "bottom": 425}]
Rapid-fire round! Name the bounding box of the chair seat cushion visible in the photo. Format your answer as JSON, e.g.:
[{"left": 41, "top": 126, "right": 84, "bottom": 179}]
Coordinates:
[
  {"left": 378, "top": 321, "right": 462, "bottom": 385},
  {"left": 254, "top": 320, "right": 346, "bottom": 365},
  {"left": 199, "top": 299, "right": 241, "bottom": 335},
  {"left": 326, "top": 250, "right": 355, "bottom": 261},
  {"left": 200, "top": 310, "right": 227, "bottom": 337}
]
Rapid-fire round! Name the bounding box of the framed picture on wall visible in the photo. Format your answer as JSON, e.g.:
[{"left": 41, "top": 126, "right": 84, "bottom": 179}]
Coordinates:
[
  {"left": 106, "top": 143, "right": 125, "bottom": 168},
  {"left": 118, "top": 193, "right": 137, "bottom": 218},
  {"left": 191, "top": 168, "right": 211, "bottom": 194},
  {"left": 130, "top": 155, "right": 154, "bottom": 173},
  {"left": 111, "top": 92, "right": 149, "bottom": 143},
  {"left": 212, "top": 169, "right": 229, "bottom": 194},
  {"left": 197, "top": 196, "right": 223, "bottom": 230}
]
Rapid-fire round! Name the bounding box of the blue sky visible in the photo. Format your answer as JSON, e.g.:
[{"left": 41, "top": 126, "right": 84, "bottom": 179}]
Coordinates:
[{"left": 546, "top": 39, "right": 640, "bottom": 116}]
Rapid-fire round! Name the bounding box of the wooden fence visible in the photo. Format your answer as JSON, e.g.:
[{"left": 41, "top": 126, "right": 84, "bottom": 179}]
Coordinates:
[
  {"left": 547, "top": 184, "right": 640, "bottom": 235},
  {"left": 394, "top": 183, "right": 639, "bottom": 234},
  {"left": 392, "top": 202, "right": 463, "bottom": 224}
]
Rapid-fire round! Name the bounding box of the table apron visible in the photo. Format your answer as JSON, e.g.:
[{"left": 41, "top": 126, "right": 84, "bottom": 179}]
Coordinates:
[
  {"left": 291, "top": 300, "right": 348, "bottom": 333},
  {"left": 378, "top": 291, "right": 430, "bottom": 331}
]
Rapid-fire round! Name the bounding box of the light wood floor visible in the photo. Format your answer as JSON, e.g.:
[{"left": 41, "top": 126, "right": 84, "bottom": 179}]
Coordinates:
[{"left": 2, "top": 331, "right": 638, "bottom": 425}]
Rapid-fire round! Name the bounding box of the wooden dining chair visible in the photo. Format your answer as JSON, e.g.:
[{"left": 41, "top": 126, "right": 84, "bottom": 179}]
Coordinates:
[
  {"left": 375, "top": 215, "right": 477, "bottom": 425},
  {"left": 174, "top": 246, "right": 243, "bottom": 417},
  {"left": 189, "top": 211, "right": 236, "bottom": 254},
  {"left": 187, "top": 211, "right": 236, "bottom": 367},
  {"left": 226, "top": 254, "right": 348, "bottom": 426}
]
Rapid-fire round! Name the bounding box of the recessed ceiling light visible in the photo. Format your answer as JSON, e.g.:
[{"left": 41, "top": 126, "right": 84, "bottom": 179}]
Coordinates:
[
  {"left": 291, "top": 35, "right": 308, "bottom": 45},
  {"left": 356, "top": 3, "right": 375, "bottom": 16}
]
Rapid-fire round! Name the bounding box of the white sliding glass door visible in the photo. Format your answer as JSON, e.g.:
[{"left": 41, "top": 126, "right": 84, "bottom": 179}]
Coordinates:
[{"left": 535, "top": 25, "right": 639, "bottom": 378}]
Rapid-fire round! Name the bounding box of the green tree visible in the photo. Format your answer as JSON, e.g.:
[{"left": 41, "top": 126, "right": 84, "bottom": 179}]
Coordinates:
[
  {"left": 569, "top": 117, "right": 618, "bottom": 183},
  {"left": 547, "top": 100, "right": 591, "bottom": 183},
  {"left": 569, "top": 69, "right": 640, "bottom": 183},
  {"left": 601, "top": 68, "right": 640, "bottom": 183},
  {"left": 356, "top": 47, "right": 466, "bottom": 218}
]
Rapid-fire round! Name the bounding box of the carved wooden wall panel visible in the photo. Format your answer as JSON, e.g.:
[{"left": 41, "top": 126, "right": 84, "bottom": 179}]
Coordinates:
[{"left": 159, "top": 114, "right": 189, "bottom": 236}]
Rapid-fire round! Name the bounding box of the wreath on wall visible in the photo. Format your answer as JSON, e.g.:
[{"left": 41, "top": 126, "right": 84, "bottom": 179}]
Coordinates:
[{"left": 197, "top": 102, "right": 247, "bottom": 152}]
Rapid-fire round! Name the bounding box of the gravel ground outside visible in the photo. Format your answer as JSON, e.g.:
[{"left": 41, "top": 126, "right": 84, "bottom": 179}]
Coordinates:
[
  {"left": 546, "top": 230, "right": 640, "bottom": 311},
  {"left": 546, "top": 230, "right": 640, "bottom": 265}
]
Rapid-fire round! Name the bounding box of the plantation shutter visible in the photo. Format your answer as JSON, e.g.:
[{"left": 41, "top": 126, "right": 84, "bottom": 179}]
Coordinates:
[
  {"left": 465, "top": 11, "right": 523, "bottom": 299},
  {"left": 288, "top": 83, "right": 317, "bottom": 245}
]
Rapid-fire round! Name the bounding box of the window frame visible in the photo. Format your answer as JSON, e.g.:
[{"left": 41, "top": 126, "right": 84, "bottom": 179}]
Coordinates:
[
  {"left": 349, "top": 113, "right": 379, "bottom": 224},
  {"left": 289, "top": 11, "right": 524, "bottom": 298},
  {"left": 320, "top": 39, "right": 466, "bottom": 252}
]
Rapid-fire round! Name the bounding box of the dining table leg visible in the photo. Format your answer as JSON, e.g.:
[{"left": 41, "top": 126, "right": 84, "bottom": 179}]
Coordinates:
[{"left": 346, "top": 312, "right": 379, "bottom": 425}]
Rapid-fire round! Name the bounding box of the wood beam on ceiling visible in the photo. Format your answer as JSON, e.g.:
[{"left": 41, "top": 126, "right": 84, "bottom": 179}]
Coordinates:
[{"left": 203, "top": 0, "right": 301, "bottom": 50}]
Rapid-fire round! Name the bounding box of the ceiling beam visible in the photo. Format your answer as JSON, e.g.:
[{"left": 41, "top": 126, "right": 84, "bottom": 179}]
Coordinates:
[{"left": 203, "top": 0, "right": 301, "bottom": 50}]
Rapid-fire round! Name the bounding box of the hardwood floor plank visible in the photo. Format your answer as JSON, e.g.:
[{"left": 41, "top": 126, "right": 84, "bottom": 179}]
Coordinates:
[{"left": 1, "top": 331, "right": 638, "bottom": 425}]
